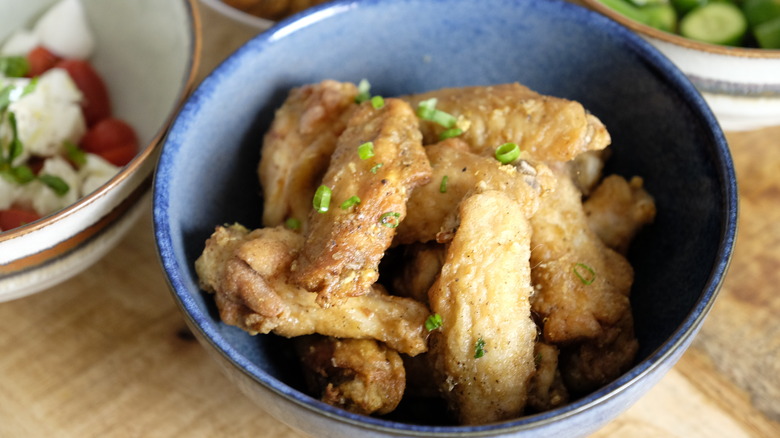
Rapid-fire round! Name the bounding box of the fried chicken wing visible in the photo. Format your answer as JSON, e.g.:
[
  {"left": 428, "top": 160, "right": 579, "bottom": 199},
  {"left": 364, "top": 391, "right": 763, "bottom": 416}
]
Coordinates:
[
  {"left": 291, "top": 98, "right": 432, "bottom": 307},
  {"left": 390, "top": 242, "right": 445, "bottom": 305},
  {"left": 529, "top": 167, "right": 634, "bottom": 345},
  {"left": 258, "top": 80, "right": 358, "bottom": 230},
  {"left": 427, "top": 191, "right": 537, "bottom": 425},
  {"left": 584, "top": 175, "right": 656, "bottom": 255},
  {"left": 395, "top": 138, "right": 554, "bottom": 245},
  {"left": 404, "top": 84, "right": 610, "bottom": 161},
  {"left": 195, "top": 224, "right": 429, "bottom": 356},
  {"left": 295, "top": 336, "right": 406, "bottom": 415}
]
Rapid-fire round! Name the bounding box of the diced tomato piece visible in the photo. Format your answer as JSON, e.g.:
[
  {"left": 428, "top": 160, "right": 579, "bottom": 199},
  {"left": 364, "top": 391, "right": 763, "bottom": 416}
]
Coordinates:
[
  {"left": 55, "top": 59, "right": 112, "bottom": 126},
  {"left": 27, "top": 46, "right": 62, "bottom": 77},
  {"left": 98, "top": 144, "right": 137, "bottom": 167},
  {"left": 80, "top": 118, "right": 139, "bottom": 166},
  {"left": 0, "top": 208, "right": 41, "bottom": 231}
]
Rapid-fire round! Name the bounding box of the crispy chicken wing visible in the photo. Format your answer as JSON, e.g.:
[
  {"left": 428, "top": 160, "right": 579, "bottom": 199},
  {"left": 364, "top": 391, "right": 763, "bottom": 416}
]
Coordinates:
[
  {"left": 195, "top": 224, "right": 429, "bottom": 356},
  {"left": 404, "top": 84, "right": 610, "bottom": 161},
  {"left": 584, "top": 175, "right": 656, "bottom": 255},
  {"left": 291, "top": 98, "right": 432, "bottom": 307},
  {"left": 529, "top": 167, "right": 635, "bottom": 345},
  {"left": 395, "top": 138, "right": 554, "bottom": 245},
  {"left": 258, "top": 80, "right": 358, "bottom": 230},
  {"left": 295, "top": 336, "right": 406, "bottom": 415},
  {"left": 427, "top": 191, "right": 537, "bottom": 425}
]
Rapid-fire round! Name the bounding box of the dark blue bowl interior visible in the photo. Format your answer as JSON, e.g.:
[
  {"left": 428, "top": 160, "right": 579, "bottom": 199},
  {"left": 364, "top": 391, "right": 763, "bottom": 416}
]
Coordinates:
[{"left": 154, "top": 0, "right": 736, "bottom": 432}]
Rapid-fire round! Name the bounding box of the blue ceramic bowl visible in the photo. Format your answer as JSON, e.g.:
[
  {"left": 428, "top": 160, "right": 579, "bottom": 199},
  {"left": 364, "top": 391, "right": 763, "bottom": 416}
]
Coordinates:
[{"left": 153, "top": 0, "right": 737, "bottom": 436}]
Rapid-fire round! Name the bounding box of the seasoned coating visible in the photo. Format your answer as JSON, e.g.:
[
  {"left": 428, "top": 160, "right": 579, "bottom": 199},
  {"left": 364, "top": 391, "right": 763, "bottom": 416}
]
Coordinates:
[
  {"left": 567, "top": 149, "right": 610, "bottom": 196},
  {"left": 530, "top": 168, "right": 635, "bottom": 345},
  {"left": 526, "top": 343, "right": 569, "bottom": 413},
  {"left": 259, "top": 80, "right": 358, "bottom": 231},
  {"left": 584, "top": 175, "right": 656, "bottom": 255},
  {"left": 195, "top": 224, "right": 429, "bottom": 356},
  {"left": 395, "top": 138, "right": 554, "bottom": 245},
  {"left": 291, "top": 98, "right": 432, "bottom": 307},
  {"left": 403, "top": 83, "right": 610, "bottom": 161},
  {"left": 428, "top": 191, "right": 537, "bottom": 425},
  {"left": 295, "top": 336, "right": 406, "bottom": 415}
]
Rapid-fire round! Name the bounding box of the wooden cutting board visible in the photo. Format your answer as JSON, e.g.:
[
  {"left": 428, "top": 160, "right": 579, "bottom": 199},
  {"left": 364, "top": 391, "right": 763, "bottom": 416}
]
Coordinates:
[{"left": 1, "top": 4, "right": 778, "bottom": 437}]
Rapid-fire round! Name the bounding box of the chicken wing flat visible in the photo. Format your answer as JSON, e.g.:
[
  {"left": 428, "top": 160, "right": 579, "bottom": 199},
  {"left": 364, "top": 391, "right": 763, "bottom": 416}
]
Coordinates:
[
  {"left": 584, "top": 175, "right": 656, "bottom": 255},
  {"left": 291, "top": 98, "right": 432, "bottom": 307},
  {"left": 428, "top": 191, "right": 537, "bottom": 425},
  {"left": 195, "top": 224, "right": 429, "bottom": 356},
  {"left": 295, "top": 336, "right": 406, "bottom": 415},
  {"left": 395, "top": 138, "right": 554, "bottom": 245},
  {"left": 529, "top": 167, "right": 634, "bottom": 345},
  {"left": 403, "top": 83, "right": 610, "bottom": 161},
  {"left": 258, "top": 80, "right": 358, "bottom": 230}
]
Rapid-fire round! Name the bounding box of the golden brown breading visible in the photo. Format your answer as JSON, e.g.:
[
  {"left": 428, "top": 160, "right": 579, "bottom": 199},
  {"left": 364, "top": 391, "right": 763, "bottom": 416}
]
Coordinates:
[
  {"left": 584, "top": 175, "right": 656, "bottom": 255},
  {"left": 291, "top": 98, "right": 432, "bottom": 307},
  {"left": 258, "top": 80, "right": 358, "bottom": 231},
  {"left": 195, "top": 224, "right": 429, "bottom": 356},
  {"left": 403, "top": 83, "right": 610, "bottom": 161},
  {"left": 395, "top": 138, "right": 554, "bottom": 245},
  {"left": 526, "top": 342, "right": 569, "bottom": 413},
  {"left": 529, "top": 168, "right": 634, "bottom": 345},
  {"left": 295, "top": 336, "right": 406, "bottom": 415},
  {"left": 427, "top": 191, "right": 537, "bottom": 425}
]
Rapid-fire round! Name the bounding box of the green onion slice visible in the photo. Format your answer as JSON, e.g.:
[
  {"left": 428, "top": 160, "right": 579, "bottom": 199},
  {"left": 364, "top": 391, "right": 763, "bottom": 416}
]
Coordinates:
[
  {"left": 416, "top": 98, "right": 437, "bottom": 119},
  {"left": 64, "top": 141, "right": 87, "bottom": 167},
  {"left": 358, "top": 141, "right": 375, "bottom": 160},
  {"left": 340, "top": 195, "right": 361, "bottom": 209},
  {"left": 0, "top": 56, "right": 29, "bottom": 78},
  {"left": 495, "top": 142, "right": 520, "bottom": 164},
  {"left": 38, "top": 174, "right": 70, "bottom": 196},
  {"left": 285, "top": 217, "right": 301, "bottom": 230},
  {"left": 474, "top": 337, "right": 486, "bottom": 358},
  {"left": 439, "top": 175, "right": 448, "bottom": 193},
  {"left": 370, "top": 163, "right": 383, "bottom": 174},
  {"left": 370, "top": 95, "right": 385, "bottom": 109},
  {"left": 416, "top": 98, "right": 458, "bottom": 129},
  {"left": 425, "top": 313, "right": 443, "bottom": 331},
  {"left": 573, "top": 262, "right": 596, "bottom": 285},
  {"left": 439, "top": 128, "right": 463, "bottom": 140},
  {"left": 312, "top": 185, "right": 332, "bottom": 213},
  {"left": 379, "top": 211, "right": 401, "bottom": 228},
  {"left": 355, "top": 79, "right": 371, "bottom": 103}
]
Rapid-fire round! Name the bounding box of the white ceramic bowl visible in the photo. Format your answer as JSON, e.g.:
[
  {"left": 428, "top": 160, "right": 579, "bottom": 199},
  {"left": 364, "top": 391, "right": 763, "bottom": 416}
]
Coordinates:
[
  {"left": 0, "top": 0, "right": 201, "bottom": 301},
  {"left": 581, "top": 0, "right": 780, "bottom": 132}
]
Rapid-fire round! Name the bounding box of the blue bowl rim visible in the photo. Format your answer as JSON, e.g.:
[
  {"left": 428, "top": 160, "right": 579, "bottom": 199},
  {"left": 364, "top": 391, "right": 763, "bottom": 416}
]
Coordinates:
[{"left": 153, "top": 0, "right": 738, "bottom": 434}]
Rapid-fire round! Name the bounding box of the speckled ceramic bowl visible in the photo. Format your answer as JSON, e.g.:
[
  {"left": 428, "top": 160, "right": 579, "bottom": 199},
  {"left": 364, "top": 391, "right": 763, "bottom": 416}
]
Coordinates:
[
  {"left": 581, "top": 0, "right": 780, "bottom": 132},
  {"left": 154, "top": 0, "right": 737, "bottom": 436},
  {"left": 0, "top": 0, "right": 200, "bottom": 301}
]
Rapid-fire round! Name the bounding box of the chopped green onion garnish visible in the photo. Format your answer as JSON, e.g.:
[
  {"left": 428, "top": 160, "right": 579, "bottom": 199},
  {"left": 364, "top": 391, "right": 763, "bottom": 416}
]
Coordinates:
[
  {"left": 370, "top": 95, "right": 385, "bottom": 109},
  {"left": 439, "top": 128, "right": 463, "bottom": 140},
  {"left": 7, "top": 165, "right": 34, "bottom": 184},
  {"left": 64, "top": 141, "right": 87, "bottom": 167},
  {"left": 38, "top": 174, "right": 70, "bottom": 196},
  {"left": 370, "top": 163, "right": 383, "bottom": 174},
  {"left": 358, "top": 141, "right": 375, "bottom": 160},
  {"left": 285, "top": 218, "right": 301, "bottom": 230},
  {"left": 474, "top": 337, "right": 486, "bottom": 359},
  {"left": 0, "top": 56, "right": 29, "bottom": 78},
  {"left": 355, "top": 79, "right": 371, "bottom": 103},
  {"left": 379, "top": 211, "right": 401, "bottom": 228},
  {"left": 430, "top": 109, "right": 457, "bottom": 128},
  {"left": 573, "top": 263, "right": 596, "bottom": 285},
  {"left": 495, "top": 142, "right": 520, "bottom": 164},
  {"left": 416, "top": 98, "right": 457, "bottom": 128},
  {"left": 416, "top": 98, "right": 437, "bottom": 119},
  {"left": 312, "top": 185, "right": 332, "bottom": 213},
  {"left": 340, "top": 195, "right": 361, "bottom": 209},
  {"left": 425, "top": 313, "right": 443, "bottom": 331},
  {"left": 439, "top": 175, "right": 448, "bottom": 193}
]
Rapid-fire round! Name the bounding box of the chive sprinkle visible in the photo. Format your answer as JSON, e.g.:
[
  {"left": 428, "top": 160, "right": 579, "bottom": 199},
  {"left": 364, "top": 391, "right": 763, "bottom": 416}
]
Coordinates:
[
  {"left": 416, "top": 98, "right": 458, "bottom": 129},
  {"left": 370, "top": 163, "right": 383, "bottom": 174},
  {"left": 439, "top": 175, "right": 448, "bottom": 193},
  {"left": 370, "top": 95, "right": 385, "bottom": 109},
  {"left": 439, "top": 128, "right": 463, "bottom": 141},
  {"left": 379, "top": 211, "right": 401, "bottom": 228},
  {"left": 340, "top": 195, "right": 361, "bottom": 209},
  {"left": 355, "top": 79, "right": 371, "bottom": 103},
  {"left": 495, "top": 142, "right": 520, "bottom": 164},
  {"left": 285, "top": 218, "right": 301, "bottom": 230},
  {"left": 474, "top": 338, "right": 486, "bottom": 359},
  {"left": 38, "top": 174, "right": 70, "bottom": 196},
  {"left": 573, "top": 263, "right": 596, "bottom": 285},
  {"left": 425, "top": 313, "right": 443, "bottom": 331},
  {"left": 358, "top": 141, "right": 375, "bottom": 160},
  {"left": 312, "top": 185, "right": 332, "bottom": 213}
]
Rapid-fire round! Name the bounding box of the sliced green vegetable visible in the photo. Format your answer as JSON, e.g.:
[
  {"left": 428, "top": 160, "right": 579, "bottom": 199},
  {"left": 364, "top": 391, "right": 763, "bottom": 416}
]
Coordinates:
[
  {"left": 284, "top": 217, "right": 301, "bottom": 230},
  {"left": 680, "top": 2, "right": 747, "bottom": 45},
  {"left": 439, "top": 128, "right": 463, "bottom": 140},
  {"left": 495, "top": 142, "right": 521, "bottom": 164},
  {"left": 743, "top": 0, "right": 780, "bottom": 28},
  {"left": 358, "top": 141, "right": 374, "bottom": 160},
  {"left": 474, "top": 338, "right": 486, "bottom": 359},
  {"left": 379, "top": 211, "right": 401, "bottom": 228},
  {"left": 370, "top": 95, "right": 385, "bottom": 109},
  {"left": 0, "top": 56, "right": 29, "bottom": 78},
  {"left": 754, "top": 15, "right": 780, "bottom": 47},
  {"left": 38, "top": 174, "right": 70, "bottom": 196},
  {"left": 355, "top": 79, "right": 371, "bottom": 103},
  {"left": 671, "top": 0, "right": 708, "bottom": 15},
  {"left": 598, "top": 0, "right": 651, "bottom": 23},
  {"left": 425, "top": 313, "right": 443, "bottom": 331},
  {"left": 312, "top": 185, "right": 332, "bottom": 213},
  {"left": 340, "top": 195, "right": 361, "bottom": 209},
  {"left": 644, "top": 4, "right": 678, "bottom": 32}
]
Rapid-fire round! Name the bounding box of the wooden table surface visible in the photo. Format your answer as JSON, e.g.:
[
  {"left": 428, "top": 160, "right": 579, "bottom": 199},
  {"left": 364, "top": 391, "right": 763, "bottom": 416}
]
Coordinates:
[{"left": 1, "top": 3, "right": 779, "bottom": 437}]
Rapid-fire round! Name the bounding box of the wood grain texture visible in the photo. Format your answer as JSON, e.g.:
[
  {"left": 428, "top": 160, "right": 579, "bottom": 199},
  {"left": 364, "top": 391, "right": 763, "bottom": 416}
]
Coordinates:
[{"left": 1, "top": 3, "right": 779, "bottom": 437}]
